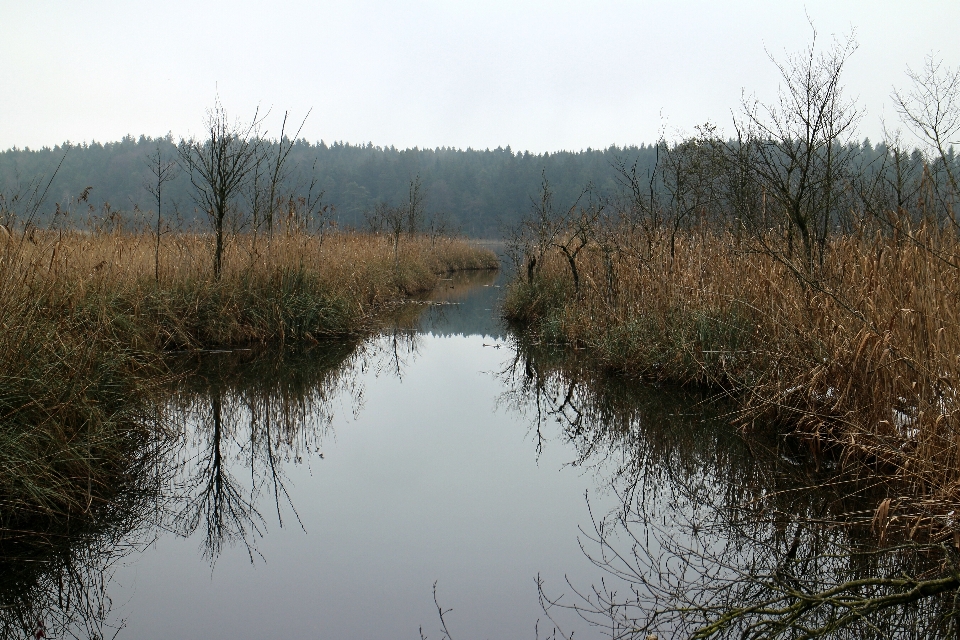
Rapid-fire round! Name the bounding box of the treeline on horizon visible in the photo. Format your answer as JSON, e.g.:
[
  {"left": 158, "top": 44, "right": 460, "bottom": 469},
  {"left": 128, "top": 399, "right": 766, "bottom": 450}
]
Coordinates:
[{"left": 0, "top": 135, "right": 936, "bottom": 238}]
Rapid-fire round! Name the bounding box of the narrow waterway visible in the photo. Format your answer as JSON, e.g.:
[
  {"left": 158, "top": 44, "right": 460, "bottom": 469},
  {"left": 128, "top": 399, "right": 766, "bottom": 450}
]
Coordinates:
[
  {"left": 106, "top": 267, "right": 632, "bottom": 639},
  {"left": 5, "top": 264, "right": 949, "bottom": 640}
]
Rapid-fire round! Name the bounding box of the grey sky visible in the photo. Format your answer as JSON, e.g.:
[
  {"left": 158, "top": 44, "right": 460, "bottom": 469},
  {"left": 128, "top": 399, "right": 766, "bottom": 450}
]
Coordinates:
[{"left": 2, "top": 0, "right": 958, "bottom": 152}]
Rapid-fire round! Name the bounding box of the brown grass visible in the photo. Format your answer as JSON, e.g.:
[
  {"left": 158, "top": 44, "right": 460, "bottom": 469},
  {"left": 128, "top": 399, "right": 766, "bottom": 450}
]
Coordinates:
[
  {"left": 504, "top": 225, "right": 960, "bottom": 530},
  {"left": 0, "top": 227, "right": 495, "bottom": 544},
  {"left": 1, "top": 229, "right": 498, "bottom": 348}
]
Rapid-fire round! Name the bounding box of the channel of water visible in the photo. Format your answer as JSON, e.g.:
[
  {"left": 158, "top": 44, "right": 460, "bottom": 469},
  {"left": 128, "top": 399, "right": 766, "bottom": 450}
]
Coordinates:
[
  {"left": 107, "top": 267, "right": 636, "bottom": 639},
  {"left": 7, "top": 262, "right": 940, "bottom": 639}
]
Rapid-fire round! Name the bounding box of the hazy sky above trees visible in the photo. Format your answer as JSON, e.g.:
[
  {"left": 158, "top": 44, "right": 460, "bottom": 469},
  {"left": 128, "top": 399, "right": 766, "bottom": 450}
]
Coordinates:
[{"left": 2, "top": 0, "right": 958, "bottom": 152}]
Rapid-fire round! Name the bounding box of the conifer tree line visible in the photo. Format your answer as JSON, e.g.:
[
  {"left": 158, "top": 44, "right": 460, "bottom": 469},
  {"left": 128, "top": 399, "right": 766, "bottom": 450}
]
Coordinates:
[
  {"left": 3, "top": 37, "right": 958, "bottom": 245},
  {"left": 0, "top": 136, "right": 646, "bottom": 237},
  {"left": 1, "top": 133, "right": 951, "bottom": 240}
]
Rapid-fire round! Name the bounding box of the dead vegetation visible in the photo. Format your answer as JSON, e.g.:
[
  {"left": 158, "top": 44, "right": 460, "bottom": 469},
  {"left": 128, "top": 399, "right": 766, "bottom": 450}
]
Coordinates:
[
  {"left": 505, "top": 223, "right": 960, "bottom": 530},
  {"left": 502, "top": 39, "right": 960, "bottom": 546}
]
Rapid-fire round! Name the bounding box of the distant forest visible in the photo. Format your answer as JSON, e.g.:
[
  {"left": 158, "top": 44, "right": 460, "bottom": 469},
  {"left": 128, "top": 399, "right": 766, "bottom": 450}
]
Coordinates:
[{"left": 0, "top": 135, "right": 931, "bottom": 237}]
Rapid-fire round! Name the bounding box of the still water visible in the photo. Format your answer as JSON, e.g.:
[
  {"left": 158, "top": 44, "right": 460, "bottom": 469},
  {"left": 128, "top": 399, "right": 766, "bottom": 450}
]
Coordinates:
[
  {"left": 6, "top": 266, "right": 952, "bottom": 639},
  {"left": 109, "top": 268, "right": 628, "bottom": 639}
]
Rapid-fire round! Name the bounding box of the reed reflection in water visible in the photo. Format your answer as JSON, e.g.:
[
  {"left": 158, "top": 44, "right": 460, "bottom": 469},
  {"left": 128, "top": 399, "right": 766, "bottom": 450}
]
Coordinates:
[
  {"left": 503, "top": 338, "right": 960, "bottom": 639},
  {"left": 0, "top": 407, "right": 171, "bottom": 639},
  {"left": 6, "top": 265, "right": 956, "bottom": 639}
]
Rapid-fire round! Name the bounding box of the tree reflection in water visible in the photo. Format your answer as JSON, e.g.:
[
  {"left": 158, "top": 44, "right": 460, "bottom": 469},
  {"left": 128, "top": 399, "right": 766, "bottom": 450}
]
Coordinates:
[
  {"left": 163, "top": 343, "right": 360, "bottom": 563},
  {"left": 163, "top": 333, "right": 424, "bottom": 564},
  {"left": 0, "top": 331, "right": 425, "bottom": 639},
  {"left": 501, "top": 337, "right": 960, "bottom": 639}
]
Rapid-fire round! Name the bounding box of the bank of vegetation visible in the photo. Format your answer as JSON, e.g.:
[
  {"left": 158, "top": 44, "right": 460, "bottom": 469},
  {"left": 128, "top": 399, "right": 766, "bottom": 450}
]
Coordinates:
[
  {"left": 0, "top": 227, "right": 493, "bottom": 510},
  {"left": 504, "top": 39, "right": 960, "bottom": 536},
  {"left": 0, "top": 102, "right": 496, "bottom": 630}
]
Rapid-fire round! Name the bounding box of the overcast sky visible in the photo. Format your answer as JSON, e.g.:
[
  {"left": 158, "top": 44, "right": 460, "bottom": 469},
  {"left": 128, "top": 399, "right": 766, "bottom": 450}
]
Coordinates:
[{"left": 2, "top": 1, "right": 958, "bottom": 152}]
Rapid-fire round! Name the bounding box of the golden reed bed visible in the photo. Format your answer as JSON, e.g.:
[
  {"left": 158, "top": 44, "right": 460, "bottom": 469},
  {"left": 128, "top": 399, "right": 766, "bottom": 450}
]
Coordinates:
[
  {"left": 0, "top": 228, "right": 498, "bottom": 348},
  {"left": 505, "top": 226, "right": 960, "bottom": 534}
]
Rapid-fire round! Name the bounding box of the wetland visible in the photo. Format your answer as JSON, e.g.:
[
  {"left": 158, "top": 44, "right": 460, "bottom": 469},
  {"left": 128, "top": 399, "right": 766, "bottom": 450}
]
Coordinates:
[{"left": 4, "top": 265, "right": 957, "bottom": 639}]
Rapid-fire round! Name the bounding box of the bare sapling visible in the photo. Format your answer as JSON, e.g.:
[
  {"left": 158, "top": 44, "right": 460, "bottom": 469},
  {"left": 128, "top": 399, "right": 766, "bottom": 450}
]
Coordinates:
[
  {"left": 178, "top": 98, "right": 264, "bottom": 279},
  {"left": 144, "top": 140, "right": 178, "bottom": 283}
]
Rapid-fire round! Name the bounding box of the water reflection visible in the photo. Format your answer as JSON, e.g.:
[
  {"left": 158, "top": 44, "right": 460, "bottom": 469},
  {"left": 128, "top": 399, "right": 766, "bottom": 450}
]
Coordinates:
[
  {"left": 414, "top": 267, "right": 505, "bottom": 339},
  {"left": 161, "top": 335, "right": 431, "bottom": 565},
  {"left": 0, "top": 333, "right": 424, "bottom": 638},
  {"left": 162, "top": 345, "right": 363, "bottom": 563},
  {"left": 5, "top": 266, "right": 958, "bottom": 639},
  {"left": 504, "top": 337, "right": 960, "bottom": 638}
]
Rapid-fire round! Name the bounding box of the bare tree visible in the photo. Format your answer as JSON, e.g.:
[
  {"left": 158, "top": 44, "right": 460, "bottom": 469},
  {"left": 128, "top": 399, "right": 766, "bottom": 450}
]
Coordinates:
[
  {"left": 247, "top": 147, "right": 269, "bottom": 248},
  {"left": 851, "top": 126, "right": 926, "bottom": 239},
  {"left": 405, "top": 174, "right": 426, "bottom": 235},
  {"left": 265, "top": 110, "right": 312, "bottom": 239},
  {"left": 553, "top": 192, "right": 599, "bottom": 297},
  {"left": 506, "top": 172, "right": 565, "bottom": 284},
  {"left": 660, "top": 126, "right": 724, "bottom": 258},
  {"left": 386, "top": 201, "right": 406, "bottom": 264},
  {"left": 893, "top": 55, "right": 960, "bottom": 221},
  {"left": 737, "top": 24, "right": 860, "bottom": 270},
  {"left": 144, "top": 140, "right": 178, "bottom": 283},
  {"left": 178, "top": 99, "right": 264, "bottom": 279},
  {"left": 363, "top": 177, "right": 428, "bottom": 265},
  {"left": 363, "top": 200, "right": 406, "bottom": 263},
  {"left": 426, "top": 208, "right": 456, "bottom": 247},
  {"left": 613, "top": 144, "right": 662, "bottom": 251}
]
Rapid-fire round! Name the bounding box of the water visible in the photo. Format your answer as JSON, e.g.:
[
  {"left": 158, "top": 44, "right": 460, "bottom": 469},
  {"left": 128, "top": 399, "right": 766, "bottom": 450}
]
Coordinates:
[
  {"left": 5, "top": 265, "right": 954, "bottom": 639},
  {"left": 106, "top": 268, "right": 629, "bottom": 639}
]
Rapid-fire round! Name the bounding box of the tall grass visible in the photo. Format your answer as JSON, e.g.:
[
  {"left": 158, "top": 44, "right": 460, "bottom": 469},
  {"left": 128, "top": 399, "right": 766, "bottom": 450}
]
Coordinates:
[
  {"left": 0, "top": 227, "right": 495, "bottom": 567},
  {"left": 3, "top": 229, "right": 497, "bottom": 348},
  {"left": 504, "top": 225, "right": 960, "bottom": 529}
]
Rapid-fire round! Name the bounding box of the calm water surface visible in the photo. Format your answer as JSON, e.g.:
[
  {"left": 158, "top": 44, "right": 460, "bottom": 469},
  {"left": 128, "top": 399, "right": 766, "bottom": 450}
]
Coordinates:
[
  {"left": 9, "top": 266, "right": 941, "bottom": 639},
  {"left": 110, "top": 269, "right": 628, "bottom": 639}
]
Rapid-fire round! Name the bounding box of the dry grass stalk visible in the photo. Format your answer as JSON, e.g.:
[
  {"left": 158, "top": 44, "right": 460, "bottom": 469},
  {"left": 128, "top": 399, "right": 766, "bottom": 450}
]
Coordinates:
[
  {"left": 504, "top": 224, "right": 960, "bottom": 529},
  {"left": 0, "top": 227, "right": 495, "bottom": 552}
]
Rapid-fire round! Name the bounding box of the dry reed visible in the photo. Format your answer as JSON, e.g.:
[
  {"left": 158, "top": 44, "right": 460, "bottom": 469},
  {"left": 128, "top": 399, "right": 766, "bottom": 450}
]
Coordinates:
[
  {"left": 0, "top": 227, "right": 495, "bottom": 545},
  {"left": 504, "top": 225, "right": 960, "bottom": 530},
  {"left": 1, "top": 229, "right": 498, "bottom": 348}
]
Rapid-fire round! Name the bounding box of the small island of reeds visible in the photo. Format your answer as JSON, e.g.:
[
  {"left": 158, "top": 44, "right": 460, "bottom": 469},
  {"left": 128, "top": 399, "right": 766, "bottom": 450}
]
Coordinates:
[{"left": 0, "top": 224, "right": 496, "bottom": 559}]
